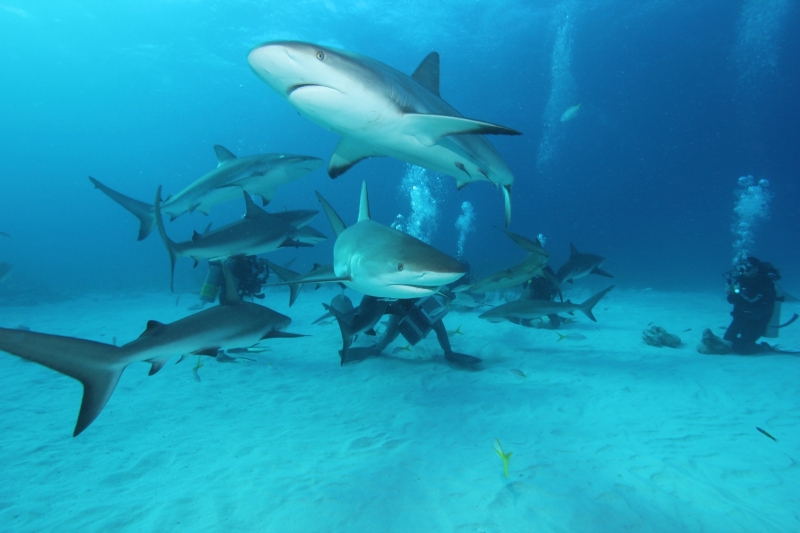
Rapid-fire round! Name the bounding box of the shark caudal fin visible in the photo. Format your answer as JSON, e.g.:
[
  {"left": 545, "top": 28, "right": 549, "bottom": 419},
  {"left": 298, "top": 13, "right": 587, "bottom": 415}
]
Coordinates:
[
  {"left": 154, "top": 186, "right": 179, "bottom": 291},
  {"left": 579, "top": 286, "right": 615, "bottom": 322},
  {"left": 264, "top": 260, "right": 303, "bottom": 306},
  {"left": 321, "top": 303, "right": 358, "bottom": 364},
  {"left": 89, "top": 177, "right": 156, "bottom": 241},
  {"left": 0, "top": 327, "right": 125, "bottom": 437}
]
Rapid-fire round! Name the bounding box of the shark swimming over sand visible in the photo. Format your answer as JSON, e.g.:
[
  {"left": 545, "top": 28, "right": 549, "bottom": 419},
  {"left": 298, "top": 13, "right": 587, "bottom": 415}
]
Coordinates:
[
  {"left": 90, "top": 145, "right": 323, "bottom": 240},
  {"left": 247, "top": 41, "right": 521, "bottom": 226},
  {"left": 556, "top": 243, "right": 613, "bottom": 285},
  {"left": 463, "top": 229, "right": 549, "bottom": 294},
  {"left": 479, "top": 285, "right": 614, "bottom": 324},
  {"left": 299, "top": 182, "right": 466, "bottom": 299},
  {"left": 0, "top": 268, "right": 300, "bottom": 436},
  {"left": 155, "top": 188, "right": 321, "bottom": 290}
]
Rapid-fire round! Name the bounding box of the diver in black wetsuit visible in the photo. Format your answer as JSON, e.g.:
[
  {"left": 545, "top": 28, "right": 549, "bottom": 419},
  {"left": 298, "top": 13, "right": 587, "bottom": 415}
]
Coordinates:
[
  {"left": 341, "top": 293, "right": 482, "bottom": 368},
  {"left": 723, "top": 257, "right": 780, "bottom": 354},
  {"left": 522, "top": 265, "right": 563, "bottom": 329},
  {"left": 192, "top": 256, "right": 270, "bottom": 308}
]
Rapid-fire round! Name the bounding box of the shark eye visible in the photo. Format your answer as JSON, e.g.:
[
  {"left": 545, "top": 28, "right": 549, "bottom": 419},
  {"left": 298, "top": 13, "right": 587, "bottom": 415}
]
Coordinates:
[
  {"left": 316, "top": 51, "right": 325, "bottom": 61},
  {"left": 397, "top": 263, "right": 404, "bottom": 272}
]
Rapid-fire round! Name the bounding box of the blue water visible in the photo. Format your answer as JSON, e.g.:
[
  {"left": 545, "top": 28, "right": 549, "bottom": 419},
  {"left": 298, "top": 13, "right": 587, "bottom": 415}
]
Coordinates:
[{"left": 1, "top": 0, "right": 798, "bottom": 296}]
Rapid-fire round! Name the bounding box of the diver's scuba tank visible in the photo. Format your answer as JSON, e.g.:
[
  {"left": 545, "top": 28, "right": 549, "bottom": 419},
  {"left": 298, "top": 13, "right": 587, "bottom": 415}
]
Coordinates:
[{"left": 199, "top": 261, "right": 225, "bottom": 304}]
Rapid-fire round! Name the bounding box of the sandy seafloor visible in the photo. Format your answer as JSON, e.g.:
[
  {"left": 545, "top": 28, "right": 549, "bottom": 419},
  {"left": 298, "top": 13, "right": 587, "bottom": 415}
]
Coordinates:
[{"left": 0, "top": 283, "right": 798, "bottom": 533}]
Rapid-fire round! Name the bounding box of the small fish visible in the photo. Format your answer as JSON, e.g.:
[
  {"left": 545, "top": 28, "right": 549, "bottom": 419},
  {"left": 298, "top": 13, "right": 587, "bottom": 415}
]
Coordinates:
[
  {"left": 0, "top": 231, "right": 10, "bottom": 238},
  {"left": 556, "top": 332, "right": 587, "bottom": 342},
  {"left": 509, "top": 368, "right": 526, "bottom": 378},
  {"left": 192, "top": 356, "right": 204, "bottom": 382},
  {"left": 756, "top": 427, "right": 777, "bottom": 442},
  {"left": 493, "top": 438, "right": 513, "bottom": 479},
  {"left": 316, "top": 320, "right": 334, "bottom": 326},
  {"left": 682, "top": 328, "right": 692, "bottom": 332},
  {"left": 718, "top": 326, "right": 726, "bottom": 330},
  {"left": 447, "top": 325, "right": 464, "bottom": 336},
  {"left": 391, "top": 344, "right": 412, "bottom": 355},
  {"left": 648, "top": 322, "right": 654, "bottom": 326},
  {"left": 175, "top": 294, "right": 181, "bottom": 306},
  {"left": 228, "top": 346, "right": 270, "bottom": 354}
]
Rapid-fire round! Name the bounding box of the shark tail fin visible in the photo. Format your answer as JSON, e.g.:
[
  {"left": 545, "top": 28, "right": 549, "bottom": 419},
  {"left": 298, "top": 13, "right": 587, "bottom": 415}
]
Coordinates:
[
  {"left": 322, "top": 303, "right": 357, "bottom": 359},
  {"left": 264, "top": 260, "right": 303, "bottom": 307},
  {"left": 0, "top": 327, "right": 125, "bottom": 437},
  {"left": 315, "top": 191, "right": 347, "bottom": 237},
  {"left": 89, "top": 177, "right": 156, "bottom": 241},
  {"left": 579, "top": 285, "right": 615, "bottom": 322},
  {"left": 154, "top": 186, "right": 179, "bottom": 292}
]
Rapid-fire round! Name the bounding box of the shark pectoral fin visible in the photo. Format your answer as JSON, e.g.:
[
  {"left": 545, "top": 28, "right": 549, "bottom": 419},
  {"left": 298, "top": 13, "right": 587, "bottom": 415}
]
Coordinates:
[
  {"left": 213, "top": 144, "right": 237, "bottom": 165},
  {"left": 502, "top": 185, "right": 512, "bottom": 227},
  {"left": 329, "top": 138, "right": 383, "bottom": 178},
  {"left": 147, "top": 356, "right": 171, "bottom": 376},
  {"left": 260, "top": 330, "right": 308, "bottom": 339},
  {"left": 405, "top": 114, "right": 522, "bottom": 147},
  {"left": 315, "top": 191, "right": 347, "bottom": 237},
  {"left": 592, "top": 267, "right": 614, "bottom": 278}
]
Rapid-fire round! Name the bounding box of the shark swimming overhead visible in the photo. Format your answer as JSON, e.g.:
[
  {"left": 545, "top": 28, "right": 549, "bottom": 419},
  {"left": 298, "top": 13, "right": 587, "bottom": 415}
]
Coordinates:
[
  {"left": 247, "top": 41, "right": 522, "bottom": 226},
  {"left": 283, "top": 182, "right": 465, "bottom": 299},
  {"left": 0, "top": 268, "right": 301, "bottom": 436},
  {"left": 90, "top": 145, "right": 323, "bottom": 240},
  {"left": 155, "top": 187, "right": 321, "bottom": 290}
]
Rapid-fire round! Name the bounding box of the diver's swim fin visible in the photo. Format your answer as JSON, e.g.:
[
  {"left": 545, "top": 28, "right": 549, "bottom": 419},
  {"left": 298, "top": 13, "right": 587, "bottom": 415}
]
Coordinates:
[{"left": 759, "top": 342, "right": 800, "bottom": 355}]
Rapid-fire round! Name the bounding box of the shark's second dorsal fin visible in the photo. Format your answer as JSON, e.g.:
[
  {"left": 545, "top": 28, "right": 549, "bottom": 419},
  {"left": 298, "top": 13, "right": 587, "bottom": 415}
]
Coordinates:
[
  {"left": 139, "top": 320, "right": 167, "bottom": 338},
  {"left": 220, "top": 263, "right": 242, "bottom": 306},
  {"left": 570, "top": 243, "right": 579, "bottom": 257},
  {"left": 358, "top": 181, "right": 370, "bottom": 222},
  {"left": 411, "top": 52, "right": 440, "bottom": 97},
  {"left": 214, "top": 145, "right": 237, "bottom": 166},
  {"left": 315, "top": 191, "right": 347, "bottom": 237}
]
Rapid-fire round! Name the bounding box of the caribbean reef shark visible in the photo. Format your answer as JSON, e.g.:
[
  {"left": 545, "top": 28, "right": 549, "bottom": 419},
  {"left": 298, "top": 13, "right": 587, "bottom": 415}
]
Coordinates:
[
  {"left": 155, "top": 187, "right": 321, "bottom": 290},
  {"left": 248, "top": 41, "right": 521, "bottom": 226},
  {"left": 0, "top": 268, "right": 301, "bottom": 436},
  {"left": 462, "top": 229, "right": 549, "bottom": 294},
  {"left": 294, "top": 182, "right": 465, "bottom": 299},
  {"left": 479, "top": 285, "right": 614, "bottom": 324},
  {"left": 556, "top": 243, "right": 613, "bottom": 285},
  {"left": 90, "top": 145, "right": 323, "bottom": 240}
]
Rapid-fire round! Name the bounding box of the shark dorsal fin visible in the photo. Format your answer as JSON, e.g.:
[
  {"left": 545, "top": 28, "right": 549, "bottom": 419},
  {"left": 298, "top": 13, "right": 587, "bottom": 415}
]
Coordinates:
[
  {"left": 315, "top": 191, "right": 347, "bottom": 237},
  {"left": 191, "top": 230, "right": 203, "bottom": 242},
  {"left": 313, "top": 263, "right": 322, "bottom": 269},
  {"left": 570, "top": 243, "right": 579, "bottom": 257},
  {"left": 411, "top": 52, "right": 440, "bottom": 97},
  {"left": 139, "top": 320, "right": 167, "bottom": 338},
  {"left": 219, "top": 263, "right": 242, "bottom": 306},
  {"left": 242, "top": 192, "right": 266, "bottom": 219},
  {"left": 213, "top": 145, "right": 237, "bottom": 166},
  {"left": 358, "top": 181, "right": 370, "bottom": 222}
]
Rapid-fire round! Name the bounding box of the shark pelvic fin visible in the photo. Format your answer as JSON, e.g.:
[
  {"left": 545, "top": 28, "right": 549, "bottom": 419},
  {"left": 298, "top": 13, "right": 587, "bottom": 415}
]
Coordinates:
[
  {"left": 315, "top": 191, "right": 347, "bottom": 237},
  {"left": 358, "top": 181, "right": 371, "bottom": 222},
  {"left": 328, "top": 138, "right": 383, "bottom": 178},
  {"left": 405, "top": 114, "right": 522, "bottom": 147},
  {"left": 147, "top": 356, "right": 171, "bottom": 376},
  {"left": 411, "top": 52, "right": 440, "bottom": 97},
  {"left": 213, "top": 145, "right": 237, "bottom": 166}
]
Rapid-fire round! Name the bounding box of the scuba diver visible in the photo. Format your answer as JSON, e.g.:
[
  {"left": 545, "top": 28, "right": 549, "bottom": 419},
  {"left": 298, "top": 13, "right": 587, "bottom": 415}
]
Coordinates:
[
  {"left": 328, "top": 291, "right": 481, "bottom": 369},
  {"left": 191, "top": 256, "right": 270, "bottom": 309},
  {"left": 721, "top": 256, "right": 791, "bottom": 354},
  {"left": 521, "top": 265, "right": 563, "bottom": 329}
]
